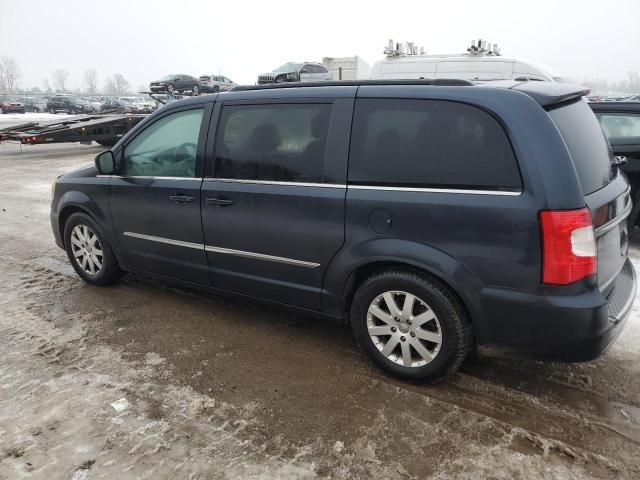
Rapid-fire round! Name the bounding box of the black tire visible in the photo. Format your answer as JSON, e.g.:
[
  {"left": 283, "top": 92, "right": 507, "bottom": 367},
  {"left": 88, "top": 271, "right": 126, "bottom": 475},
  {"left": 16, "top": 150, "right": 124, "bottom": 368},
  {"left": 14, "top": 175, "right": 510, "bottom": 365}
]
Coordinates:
[
  {"left": 351, "top": 269, "right": 472, "bottom": 382},
  {"left": 49, "top": 107, "right": 55, "bottom": 114},
  {"left": 69, "top": 107, "right": 76, "bottom": 115},
  {"left": 167, "top": 84, "right": 175, "bottom": 94},
  {"left": 63, "top": 212, "right": 123, "bottom": 286},
  {"left": 213, "top": 85, "right": 220, "bottom": 93},
  {"left": 192, "top": 84, "right": 199, "bottom": 95}
]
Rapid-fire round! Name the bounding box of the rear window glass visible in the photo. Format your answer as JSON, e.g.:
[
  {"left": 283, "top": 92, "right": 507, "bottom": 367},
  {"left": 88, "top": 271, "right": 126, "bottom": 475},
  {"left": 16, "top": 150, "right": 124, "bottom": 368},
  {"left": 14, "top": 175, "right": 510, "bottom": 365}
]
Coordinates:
[
  {"left": 348, "top": 99, "right": 522, "bottom": 190},
  {"left": 595, "top": 113, "right": 640, "bottom": 146},
  {"left": 548, "top": 99, "right": 613, "bottom": 194}
]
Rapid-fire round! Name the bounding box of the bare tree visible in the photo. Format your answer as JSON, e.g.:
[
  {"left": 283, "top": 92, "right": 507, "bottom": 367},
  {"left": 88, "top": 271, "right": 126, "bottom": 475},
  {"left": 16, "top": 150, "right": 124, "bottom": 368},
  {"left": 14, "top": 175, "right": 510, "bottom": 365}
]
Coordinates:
[
  {"left": 628, "top": 71, "right": 640, "bottom": 93},
  {"left": 112, "top": 73, "right": 130, "bottom": 94},
  {"left": 104, "top": 76, "right": 117, "bottom": 95},
  {"left": 52, "top": 69, "right": 69, "bottom": 92},
  {"left": 0, "top": 56, "right": 20, "bottom": 92},
  {"left": 83, "top": 69, "right": 99, "bottom": 95}
]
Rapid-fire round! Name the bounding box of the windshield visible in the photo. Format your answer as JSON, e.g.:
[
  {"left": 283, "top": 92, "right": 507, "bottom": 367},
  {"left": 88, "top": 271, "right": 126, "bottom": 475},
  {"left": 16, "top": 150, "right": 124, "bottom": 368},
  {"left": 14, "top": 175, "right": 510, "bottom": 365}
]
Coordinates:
[
  {"left": 160, "top": 75, "right": 178, "bottom": 81},
  {"left": 548, "top": 99, "right": 613, "bottom": 194},
  {"left": 273, "top": 63, "right": 301, "bottom": 73},
  {"left": 68, "top": 97, "right": 86, "bottom": 103}
]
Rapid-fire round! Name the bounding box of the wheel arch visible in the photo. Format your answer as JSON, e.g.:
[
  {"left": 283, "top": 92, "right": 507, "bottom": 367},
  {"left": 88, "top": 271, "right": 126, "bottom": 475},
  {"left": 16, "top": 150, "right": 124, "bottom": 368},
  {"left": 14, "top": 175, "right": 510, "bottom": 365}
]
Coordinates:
[
  {"left": 56, "top": 191, "right": 110, "bottom": 248},
  {"left": 322, "top": 238, "right": 480, "bottom": 323},
  {"left": 342, "top": 260, "right": 474, "bottom": 327}
]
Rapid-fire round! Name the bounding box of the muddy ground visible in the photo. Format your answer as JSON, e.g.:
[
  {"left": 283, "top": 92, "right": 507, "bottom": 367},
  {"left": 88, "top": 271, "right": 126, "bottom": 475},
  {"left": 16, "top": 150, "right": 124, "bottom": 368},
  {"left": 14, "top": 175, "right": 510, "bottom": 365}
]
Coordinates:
[{"left": 1, "top": 136, "right": 640, "bottom": 479}]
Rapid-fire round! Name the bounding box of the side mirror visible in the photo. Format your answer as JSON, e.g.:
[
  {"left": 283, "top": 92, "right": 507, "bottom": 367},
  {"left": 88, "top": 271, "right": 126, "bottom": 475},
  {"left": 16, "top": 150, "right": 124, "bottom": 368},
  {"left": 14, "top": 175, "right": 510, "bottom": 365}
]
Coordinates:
[{"left": 95, "top": 151, "right": 115, "bottom": 175}]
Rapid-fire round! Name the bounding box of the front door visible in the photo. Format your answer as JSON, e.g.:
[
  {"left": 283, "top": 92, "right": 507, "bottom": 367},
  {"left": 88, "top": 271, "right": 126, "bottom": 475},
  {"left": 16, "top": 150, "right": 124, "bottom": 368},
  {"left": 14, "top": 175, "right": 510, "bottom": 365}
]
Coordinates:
[
  {"left": 109, "top": 105, "right": 211, "bottom": 285},
  {"left": 201, "top": 97, "right": 353, "bottom": 310}
]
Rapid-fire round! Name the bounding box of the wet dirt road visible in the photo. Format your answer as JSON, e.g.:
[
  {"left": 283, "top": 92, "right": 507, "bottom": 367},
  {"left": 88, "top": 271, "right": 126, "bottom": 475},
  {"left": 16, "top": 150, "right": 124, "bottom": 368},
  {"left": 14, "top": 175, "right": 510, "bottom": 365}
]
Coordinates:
[{"left": 1, "top": 141, "right": 640, "bottom": 479}]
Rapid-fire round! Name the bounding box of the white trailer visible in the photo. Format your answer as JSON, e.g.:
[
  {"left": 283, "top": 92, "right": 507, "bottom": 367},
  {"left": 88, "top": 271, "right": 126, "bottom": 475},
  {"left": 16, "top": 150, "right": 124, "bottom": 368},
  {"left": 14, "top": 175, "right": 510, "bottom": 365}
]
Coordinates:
[{"left": 322, "top": 56, "right": 372, "bottom": 81}]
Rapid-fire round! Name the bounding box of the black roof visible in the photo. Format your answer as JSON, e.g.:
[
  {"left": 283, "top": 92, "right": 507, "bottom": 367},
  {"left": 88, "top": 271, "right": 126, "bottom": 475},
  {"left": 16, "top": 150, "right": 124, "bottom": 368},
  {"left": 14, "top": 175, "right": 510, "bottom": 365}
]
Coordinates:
[
  {"left": 168, "top": 79, "right": 591, "bottom": 109},
  {"left": 231, "top": 79, "right": 473, "bottom": 92}
]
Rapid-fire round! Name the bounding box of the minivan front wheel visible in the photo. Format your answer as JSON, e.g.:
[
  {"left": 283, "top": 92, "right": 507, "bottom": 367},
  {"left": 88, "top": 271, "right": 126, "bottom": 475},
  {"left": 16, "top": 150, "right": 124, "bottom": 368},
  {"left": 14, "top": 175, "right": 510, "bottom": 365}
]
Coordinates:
[
  {"left": 64, "top": 213, "right": 122, "bottom": 286},
  {"left": 351, "top": 270, "right": 472, "bottom": 382}
]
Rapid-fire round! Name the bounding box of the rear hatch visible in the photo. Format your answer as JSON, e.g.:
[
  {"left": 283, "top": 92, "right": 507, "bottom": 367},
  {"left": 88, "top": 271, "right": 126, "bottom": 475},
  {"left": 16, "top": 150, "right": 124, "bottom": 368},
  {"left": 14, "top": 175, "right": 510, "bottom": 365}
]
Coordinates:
[
  {"left": 548, "top": 99, "right": 631, "bottom": 294},
  {"left": 199, "top": 75, "right": 213, "bottom": 86}
]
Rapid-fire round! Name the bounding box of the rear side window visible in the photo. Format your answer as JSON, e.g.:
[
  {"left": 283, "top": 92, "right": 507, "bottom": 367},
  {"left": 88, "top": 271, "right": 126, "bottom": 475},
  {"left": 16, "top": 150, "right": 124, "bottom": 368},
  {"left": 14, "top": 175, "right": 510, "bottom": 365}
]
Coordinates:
[
  {"left": 214, "top": 104, "right": 332, "bottom": 182},
  {"left": 595, "top": 112, "right": 640, "bottom": 146},
  {"left": 348, "top": 99, "right": 521, "bottom": 190},
  {"left": 548, "top": 100, "right": 613, "bottom": 194}
]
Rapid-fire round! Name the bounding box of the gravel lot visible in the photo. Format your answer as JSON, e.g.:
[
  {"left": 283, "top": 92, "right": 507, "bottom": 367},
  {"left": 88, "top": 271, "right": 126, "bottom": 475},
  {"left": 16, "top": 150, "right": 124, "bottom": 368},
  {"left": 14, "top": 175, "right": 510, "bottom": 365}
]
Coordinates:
[{"left": 1, "top": 133, "right": 640, "bottom": 479}]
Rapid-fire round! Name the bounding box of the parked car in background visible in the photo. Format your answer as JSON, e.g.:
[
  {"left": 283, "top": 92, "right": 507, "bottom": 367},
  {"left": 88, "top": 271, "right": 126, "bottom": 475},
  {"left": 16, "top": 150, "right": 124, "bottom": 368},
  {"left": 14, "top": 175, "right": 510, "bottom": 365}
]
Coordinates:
[
  {"left": 257, "top": 62, "right": 331, "bottom": 84},
  {"left": 0, "top": 97, "right": 25, "bottom": 114},
  {"left": 51, "top": 80, "right": 635, "bottom": 382},
  {"left": 101, "top": 98, "right": 137, "bottom": 113},
  {"left": 21, "top": 97, "right": 48, "bottom": 113},
  {"left": 198, "top": 75, "right": 237, "bottom": 93},
  {"left": 118, "top": 96, "right": 155, "bottom": 113},
  {"left": 47, "top": 95, "right": 96, "bottom": 114},
  {"left": 149, "top": 74, "right": 201, "bottom": 95},
  {"left": 591, "top": 102, "right": 640, "bottom": 226},
  {"left": 85, "top": 97, "right": 104, "bottom": 111}
]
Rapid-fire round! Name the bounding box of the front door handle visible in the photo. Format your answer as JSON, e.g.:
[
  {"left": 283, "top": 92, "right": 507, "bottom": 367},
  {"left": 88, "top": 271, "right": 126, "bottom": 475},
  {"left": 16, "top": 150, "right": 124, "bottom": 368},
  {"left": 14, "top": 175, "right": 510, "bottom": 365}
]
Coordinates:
[
  {"left": 206, "top": 197, "right": 234, "bottom": 207},
  {"left": 169, "top": 194, "right": 195, "bottom": 204}
]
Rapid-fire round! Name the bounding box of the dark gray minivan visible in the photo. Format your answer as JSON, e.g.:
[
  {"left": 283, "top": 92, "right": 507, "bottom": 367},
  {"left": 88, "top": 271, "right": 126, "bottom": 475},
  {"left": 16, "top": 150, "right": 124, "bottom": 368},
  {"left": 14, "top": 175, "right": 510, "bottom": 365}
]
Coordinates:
[{"left": 50, "top": 80, "right": 636, "bottom": 381}]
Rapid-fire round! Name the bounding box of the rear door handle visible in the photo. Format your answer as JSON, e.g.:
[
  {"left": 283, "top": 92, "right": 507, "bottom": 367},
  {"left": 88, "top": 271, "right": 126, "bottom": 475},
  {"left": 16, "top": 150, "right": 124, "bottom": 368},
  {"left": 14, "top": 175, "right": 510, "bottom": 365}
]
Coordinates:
[
  {"left": 206, "top": 197, "right": 234, "bottom": 207},
  {"left": 169, "top": 194, "right": 195, "bottom": 204}
]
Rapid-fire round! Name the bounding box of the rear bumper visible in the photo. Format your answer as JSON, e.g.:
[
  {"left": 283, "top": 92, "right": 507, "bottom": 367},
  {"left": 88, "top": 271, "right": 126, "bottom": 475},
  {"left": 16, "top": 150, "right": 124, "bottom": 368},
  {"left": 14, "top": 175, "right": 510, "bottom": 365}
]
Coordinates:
[{"left": 477, "top": 259, "right": 636, "bottom": 361}]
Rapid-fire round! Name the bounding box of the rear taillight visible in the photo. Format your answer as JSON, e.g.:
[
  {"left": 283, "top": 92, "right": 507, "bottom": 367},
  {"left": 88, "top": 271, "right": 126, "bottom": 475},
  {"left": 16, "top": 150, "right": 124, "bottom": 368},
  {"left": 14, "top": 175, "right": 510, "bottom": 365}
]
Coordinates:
[{"left": 539, "top": 208, "right": 596, "bottom": 285}]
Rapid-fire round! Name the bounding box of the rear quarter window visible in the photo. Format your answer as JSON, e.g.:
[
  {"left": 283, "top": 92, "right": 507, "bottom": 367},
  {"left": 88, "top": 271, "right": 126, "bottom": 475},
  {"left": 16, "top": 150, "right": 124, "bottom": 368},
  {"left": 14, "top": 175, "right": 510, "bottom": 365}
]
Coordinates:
[
  {"left": 348, "top": 98, "right": 522, "bottom": 190},
  {"left": 548, "top": 99, "right": 613, "bottom": 194}
]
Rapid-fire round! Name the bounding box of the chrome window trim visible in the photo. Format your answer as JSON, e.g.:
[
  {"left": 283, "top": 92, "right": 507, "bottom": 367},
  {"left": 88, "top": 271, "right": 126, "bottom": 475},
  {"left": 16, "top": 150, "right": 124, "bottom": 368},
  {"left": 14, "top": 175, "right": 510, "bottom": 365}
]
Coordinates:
[
  {"left": 99, "top": 175, "right": 200, "bottom": 181},
  {"left": 204, "top": 246, "right": 320, "bottom": 268},
  {"left": 122, "top": 232, "right": 319, "bottom": 268},
  {"left": 202, "top": 178, "right": 521, "bottom": 195},
  {"left": 204, "top": 178, "right": 346, "bottom": 189},
  {"left": 348, "top": 185, "right": 523, "bottom": 196}
]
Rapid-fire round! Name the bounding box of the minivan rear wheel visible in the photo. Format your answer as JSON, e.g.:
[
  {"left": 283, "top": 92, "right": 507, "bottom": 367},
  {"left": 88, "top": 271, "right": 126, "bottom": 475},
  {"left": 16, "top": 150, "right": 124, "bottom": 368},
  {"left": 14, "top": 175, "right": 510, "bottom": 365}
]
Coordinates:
[
  {"left": 63, "top": 212, "right": 123, "bottom": 286},
  {"left": 351, "top": 270, "right": 472, "bottom": 382}
]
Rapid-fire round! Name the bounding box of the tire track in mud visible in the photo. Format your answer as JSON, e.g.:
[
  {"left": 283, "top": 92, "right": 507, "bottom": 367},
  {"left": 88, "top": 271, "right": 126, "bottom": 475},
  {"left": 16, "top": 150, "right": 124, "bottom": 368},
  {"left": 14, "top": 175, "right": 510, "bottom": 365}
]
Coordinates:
[
  {"left": 4, "top": 253, "right": 640, "bottom": 478},
  {"left": 5, "top": 257, "right": 640, "bottom": 472}
]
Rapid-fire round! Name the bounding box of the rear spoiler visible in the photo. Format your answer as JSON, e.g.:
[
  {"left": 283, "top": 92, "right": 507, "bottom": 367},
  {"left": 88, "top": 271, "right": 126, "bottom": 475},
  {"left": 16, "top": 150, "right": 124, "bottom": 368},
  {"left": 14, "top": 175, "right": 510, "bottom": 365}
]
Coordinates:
[{"left": 511, "top": 82, "right": 591, "bottom": 107}]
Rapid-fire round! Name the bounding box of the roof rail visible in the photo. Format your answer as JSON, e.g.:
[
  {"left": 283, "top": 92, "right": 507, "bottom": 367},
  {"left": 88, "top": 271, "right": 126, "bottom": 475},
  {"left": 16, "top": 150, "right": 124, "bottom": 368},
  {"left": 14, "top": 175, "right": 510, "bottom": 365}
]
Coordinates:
[{"left": 230, "top": 79, "right": 474, "bottom": 92}]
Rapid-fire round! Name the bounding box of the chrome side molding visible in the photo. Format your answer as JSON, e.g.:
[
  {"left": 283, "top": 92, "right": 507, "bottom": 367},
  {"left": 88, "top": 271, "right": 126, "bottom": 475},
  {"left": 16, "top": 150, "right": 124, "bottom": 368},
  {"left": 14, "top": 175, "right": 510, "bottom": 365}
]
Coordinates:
[{"left": 122, "top": 232, "right": 320, "bottom": 268}]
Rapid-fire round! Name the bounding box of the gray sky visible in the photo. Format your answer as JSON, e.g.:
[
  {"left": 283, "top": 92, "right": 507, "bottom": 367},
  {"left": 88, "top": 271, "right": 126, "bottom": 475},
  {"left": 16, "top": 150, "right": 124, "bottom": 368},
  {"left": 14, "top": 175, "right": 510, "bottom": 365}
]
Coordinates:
[{"left": 1, "top": 0, "right": 639, "bottom": 90}]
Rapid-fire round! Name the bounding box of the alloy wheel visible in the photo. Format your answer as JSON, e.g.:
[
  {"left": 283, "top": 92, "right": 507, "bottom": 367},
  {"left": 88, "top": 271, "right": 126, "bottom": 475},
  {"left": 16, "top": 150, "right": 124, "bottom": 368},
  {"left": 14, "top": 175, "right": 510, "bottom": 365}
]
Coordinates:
[
  {"left": 70, "top": 224, "right": 104, "bottom": 276},
  {"left": 367, "top": 290, "right": 442, "bottom": 368}
]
